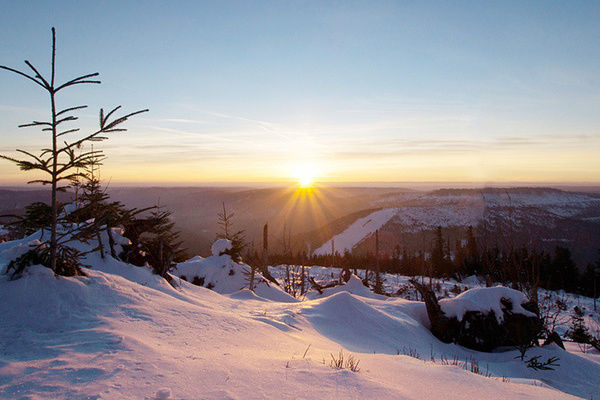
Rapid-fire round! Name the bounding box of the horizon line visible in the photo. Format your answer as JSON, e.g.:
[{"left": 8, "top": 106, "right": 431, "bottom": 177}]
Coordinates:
[{"left": 2, "top": 180, "right": 600, "bottom": 191}]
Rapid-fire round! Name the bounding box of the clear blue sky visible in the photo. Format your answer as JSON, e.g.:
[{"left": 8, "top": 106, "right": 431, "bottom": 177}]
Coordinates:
[{"left": 1, "top": 0, "right": 599, "bottom": 185}]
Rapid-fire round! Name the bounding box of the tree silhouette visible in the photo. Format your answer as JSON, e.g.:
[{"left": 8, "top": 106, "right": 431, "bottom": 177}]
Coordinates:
[{"left": 0, "top": 28, "right": 147, "bottom": 275}]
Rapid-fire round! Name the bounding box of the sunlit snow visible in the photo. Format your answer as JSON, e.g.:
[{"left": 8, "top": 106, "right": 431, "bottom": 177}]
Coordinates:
[{"left": 0, "top": 231, "right": 598, "bottom": 399}]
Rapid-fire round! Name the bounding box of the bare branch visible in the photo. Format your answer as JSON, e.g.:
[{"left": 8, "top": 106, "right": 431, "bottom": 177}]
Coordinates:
[
  {"left": 51, "top": 27, "right": 56, "bottom": 88},
  {"left": 64, "top": 108, "right": 147, "bottom": 151},
  {"left": 103, "top": 108, "right": 149, "bottom": 131},
  {"left": 40, "top": 148, "right": 53, "bottom": 157},
  {"left": 100, "top": 106, "right": 122, "bottom": 128},
  {"left": 1, "top": 154, "right": 51, "bottom": 173},
  {"left": 57, "top": 128, "right": 80, "bottom": 137},
  {"left": 27, "top": 179, "right": 52, "bottom": 185},
  {"left": 19, "top": 121, "right": 52, "bottom": 128},
  {"left": 24, "top": 61, "right": 51, "bottom": 90},
  {"left": 55, "top": 115, "right": 78, "bottom": 125},
  {"left": 56, "top": 105, "right": 87, "bottom": 117},
  {"left": 15, "top": 149, "right": 48, "bottom": 165},
  {"left": 0, "top": 154, "right": 21, "bottom": 163},
  {"left": 55, "top": 73, "right": 101, "bottom": 92},
  {"left": 0, "top": 65, "right": 46, "bottom": 89},
  {"left": 101, "top": 129, "right": 126, "bottom": 133}
]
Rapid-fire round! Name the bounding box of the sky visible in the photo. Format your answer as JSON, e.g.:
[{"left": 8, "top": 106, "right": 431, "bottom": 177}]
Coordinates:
[{"left": 0, "top": 0, "right": 599, "bottom": 186}]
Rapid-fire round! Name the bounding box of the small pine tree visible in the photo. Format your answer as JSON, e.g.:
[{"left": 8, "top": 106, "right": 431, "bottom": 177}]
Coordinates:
[
  {"left": 431, "top": 226, "right": 449, "bottom": 278},
  {"left": 552, "top": 246, "right": 579, "bottom": 293},
  {"left": 215, "top": 202, "right": 246, "bottom": 261},
  {"left": 137, "top": 205, "right": 187, "bottom": 281},
  {"left": 0, "top": 28, "right": 147, "bottom": 275},
  {"left": 1, "top": 202, "right": 55, "bottom": 239},
  {"left": 567, "top": 306, "right": 592, "bottom": 344}
]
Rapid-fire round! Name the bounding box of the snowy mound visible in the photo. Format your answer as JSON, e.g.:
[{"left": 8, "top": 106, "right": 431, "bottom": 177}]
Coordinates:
[
  {"left": 0, "top": 236, "right": 598, "bottom": 398},
  {"left": 302, "top": 291, "right": 431, "bottom": 353},
  {"left": 174, "top": 254, "right": 298, "bottom": 303},
  {"left": 211, "top": 238, "right": 232, "bottom": 256},
  {"left": 439, "top": 286, "right": 536, "bottom": 324},
  {"left": 305, "top": 274, "right": 387, "bottom": 300}
]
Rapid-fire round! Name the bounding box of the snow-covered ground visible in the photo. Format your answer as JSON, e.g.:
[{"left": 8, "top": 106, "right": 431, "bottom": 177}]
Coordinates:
[
  {"left": 311, "top": 189, "right": 600, "bottom": 257},
  {"left": 1, "top": 234, "right": 599, "bottom": 399},
  {"left": 313, "top": 209, "right": 399, "bottom": 256}
]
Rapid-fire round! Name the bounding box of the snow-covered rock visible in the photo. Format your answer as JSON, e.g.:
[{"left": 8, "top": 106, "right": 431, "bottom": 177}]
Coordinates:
[
  {"left": 413, "top": 281, "right": 543, "bottom": 352},
  {"left": 440, "top": 286, "right": 536, "bottom": 324},
  {"left": 211, "top": 238, "right": 233, "bottom": 256}
]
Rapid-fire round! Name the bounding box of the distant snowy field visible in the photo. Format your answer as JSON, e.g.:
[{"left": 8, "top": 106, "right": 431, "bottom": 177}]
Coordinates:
[
  {"left": 0, "top": 233, "right": 599, "bottom": 399},
  {"left": 312, "top": 189, "right": 600, "bottom": 257},
  {"left": 313, "top": 209, "right": 399, "bottom": 256}
]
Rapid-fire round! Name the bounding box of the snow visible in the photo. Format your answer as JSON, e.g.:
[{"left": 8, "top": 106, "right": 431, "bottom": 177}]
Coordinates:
[
  {"left": 211, "top": 238, "right": 232, "bottom": 256},
  {"left": 1, "top": 239, "right": 44, "bottom": 272},
  {"left": 174, "top": 253, "right": 298, "bottom": 303},
  {"left": 305, "top": 274, "right": 387, "bottom": 300},
  {"left": 313, "top": 189, "right": 600, "bottom": 255},
  {"left": 313, "top": 208, "right": 398, "bottom": 256},
  {"left": 440, "top": 286, "right": 536, "bottom": 323},
  {"left": 0, "top": 235, "right": 599, "bottom": 399}
]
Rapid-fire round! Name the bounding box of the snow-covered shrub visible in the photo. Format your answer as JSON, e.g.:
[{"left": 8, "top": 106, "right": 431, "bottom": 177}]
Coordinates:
[
  {"left": 214, "top": 203, "right": 246, "bottom": 261},
  {"left": 120, "top": 206, "right": 186, "bottom": 283},
  {"left": 6, "top": 242, "right": 84, "bottom": 279},
  {"left": 566, "top": 306, "right": 592, "bottom": 344}
]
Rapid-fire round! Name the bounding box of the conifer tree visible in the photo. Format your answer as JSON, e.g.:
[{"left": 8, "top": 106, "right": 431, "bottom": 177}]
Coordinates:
[
  {"left": 215, "top": 202, "right": 246, "bottom": 261},
  {"left": 431, "top": 226, "right": 447, "bottom": 278},
  {"left": 2, "top": 202, "right": 54, "bottom": 239},
  {"left": 567, "top": 306, "right": 592, "bottom": 344},
  {"left": 0, "top": 28, "right": 147, "bottom": 275},
  {"left": 552, "top": 246, "right": 579, "bottom": 293},
  {"left": 136, "top": 205, "right": 187, "bottom": 280}
]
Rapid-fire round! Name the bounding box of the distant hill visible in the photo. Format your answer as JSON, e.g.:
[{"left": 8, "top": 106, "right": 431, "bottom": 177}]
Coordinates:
[
  {"left": 0, "top": 189, "right": 73, "bottom": 220},
  {"left": 2, "top": 185, "right": 599, "bottom": 268},
  {"left": 309, "top": 187, "right": 600, "bottom": 268}
]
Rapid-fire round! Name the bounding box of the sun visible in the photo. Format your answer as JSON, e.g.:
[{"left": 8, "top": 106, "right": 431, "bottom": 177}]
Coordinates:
[
  {"left": 293, "top": 163, "right": 318, "bottom": 188},
  {"left": 299, "top": 175, "right": 313, "bottom": 188}
]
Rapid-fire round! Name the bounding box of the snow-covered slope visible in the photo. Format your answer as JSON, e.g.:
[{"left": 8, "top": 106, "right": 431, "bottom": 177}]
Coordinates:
[
  {"left": 313, "top": 188, "right": 600, "bottom": 258},
  {"left": 313, "top": 208, "right": 398, "bottom": 256},
  {"left": 1, "top": 226, "right": 599, "bottom": 399},
  {"left": 1, "top": 241, "right": 599, "bottom": 398}
]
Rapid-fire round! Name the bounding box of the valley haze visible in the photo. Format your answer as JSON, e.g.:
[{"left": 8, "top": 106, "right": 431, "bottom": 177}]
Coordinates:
[{"left": 2, "top": 183, "right": 599, "bottom": 268}]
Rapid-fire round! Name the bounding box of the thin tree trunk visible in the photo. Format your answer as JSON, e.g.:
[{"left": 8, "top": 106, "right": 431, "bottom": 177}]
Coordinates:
[
  {"left": 375, "top": 229, "right": 381, "bottom": 293},
  {"left": 49, "top": 30, "right": 58, "bottom": 273}
]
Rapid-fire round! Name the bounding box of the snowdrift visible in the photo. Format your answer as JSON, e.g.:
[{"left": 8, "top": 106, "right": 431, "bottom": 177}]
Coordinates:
[
  {"left": 0, "top": 236, "right": 598, "bottom": 399},
  {"left": 174, "top": 253, "right": 298, "bottom": 303},
  {"left": 305, "top": 274, "right": 387, "bottom": 300}
]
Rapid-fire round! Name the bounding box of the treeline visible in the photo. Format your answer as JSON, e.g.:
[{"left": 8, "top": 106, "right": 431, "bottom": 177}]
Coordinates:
[{"left": 263, "top": 226, "right": 600, "bottom": 298}]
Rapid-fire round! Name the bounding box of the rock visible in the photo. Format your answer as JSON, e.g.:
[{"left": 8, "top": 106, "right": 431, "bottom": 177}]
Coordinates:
[
  {"left": 543, "top": 331, "right": 565, "bottom": 350},
  {"left": 410, "top": 280, "right": 543, "bottom": 352}
]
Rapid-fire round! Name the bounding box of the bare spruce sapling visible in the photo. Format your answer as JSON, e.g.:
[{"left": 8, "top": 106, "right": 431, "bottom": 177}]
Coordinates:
[{"left": 0, "top": 28, "right": 147, "bottom": 275}]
